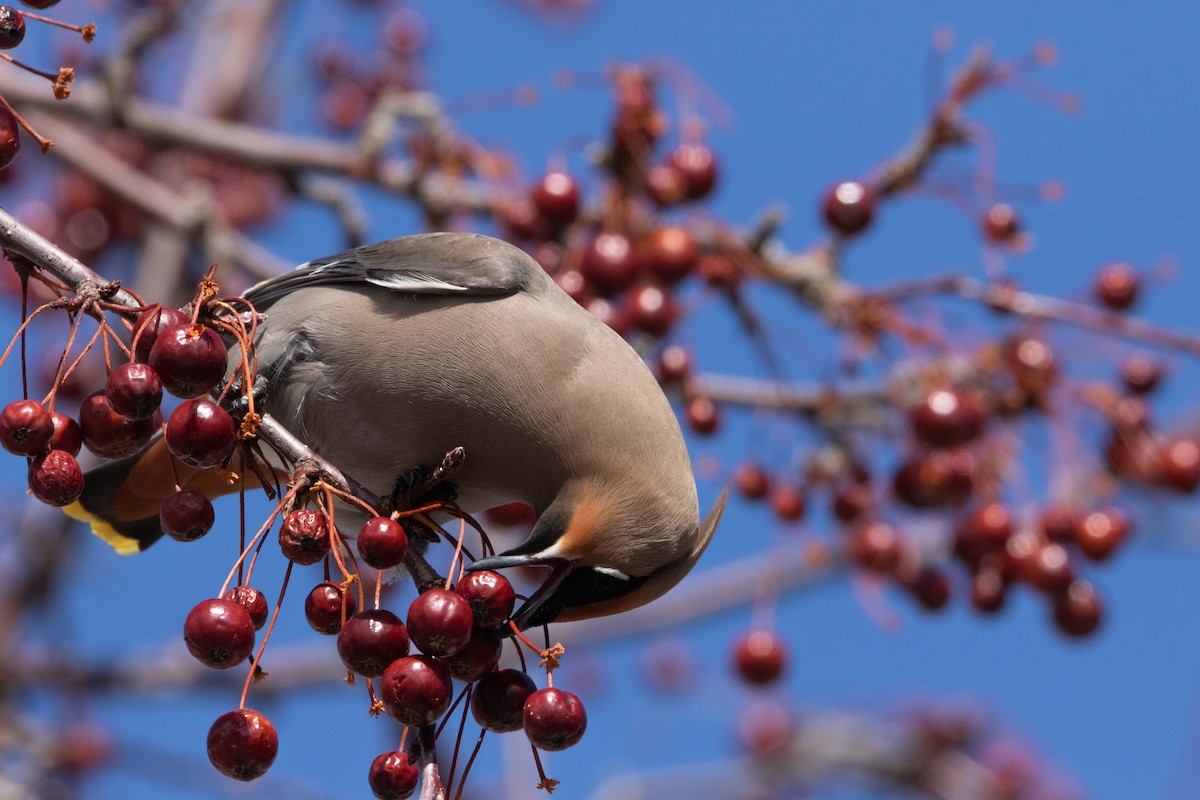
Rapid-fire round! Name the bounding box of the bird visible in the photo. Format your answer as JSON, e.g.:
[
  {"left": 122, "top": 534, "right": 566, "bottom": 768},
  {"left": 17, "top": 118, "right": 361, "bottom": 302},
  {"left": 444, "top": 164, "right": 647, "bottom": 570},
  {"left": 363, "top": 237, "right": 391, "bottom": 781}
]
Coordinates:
[{"left": 67, "top": 232, "right": 726, "bottom": 629}]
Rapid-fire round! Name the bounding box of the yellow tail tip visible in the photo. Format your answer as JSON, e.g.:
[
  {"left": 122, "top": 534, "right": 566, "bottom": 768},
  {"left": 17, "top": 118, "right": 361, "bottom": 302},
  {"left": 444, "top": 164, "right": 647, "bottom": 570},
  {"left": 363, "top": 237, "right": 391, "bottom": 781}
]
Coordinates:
[{"left": 62, "top": 501, "right": 143, "bottom": 556}]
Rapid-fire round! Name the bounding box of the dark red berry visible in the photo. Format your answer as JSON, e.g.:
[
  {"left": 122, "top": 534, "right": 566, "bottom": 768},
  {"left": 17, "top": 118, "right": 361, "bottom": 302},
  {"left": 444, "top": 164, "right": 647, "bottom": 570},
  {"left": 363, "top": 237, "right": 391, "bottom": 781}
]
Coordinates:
[
  {"left": 379, "top": 655, "right": 454, "bottom": 726},
  {"left": 848, "top": 520, "right": 901, "bottom": 574},
  {"left": 0, "top": 399, "right": 53, "bottom": 455},
  {"left": 1040, "top": 504, "right": 1078, "bottom": 543},
  {"left": 159, "top": 490, "right": 215, "bottom": 542},
  {"left": 584, "top": 296, "right": 630, "bottom": 336},
  {"left": 224, "top": 586, "right": 269, "bottom": 631},
  {"left": 484, "top": 502, "right": 536, "bottom": 528},
  {"left": 770, "top": 484, "right": 807, "bottom": 522},
  {"left": 497, "top": 195, "right": 543, "bottom": 241},
  {"left": 1094, "top": 262, "right": 1139, "bottom": 311},
  {"left": 626, "top": 284, "right": 677, "bottom": 337},
  {"left": 1006, "top": 337, "right": 1058, "bottom": 398},
  {"left": 183, "top": 598, "right": 255, "bottom": 669},
  {"left": 165, "top": 399, "right": 236, "bottom": 469},
  {"left": 981, "top": 203, "right": 1021, "bottom": 244},
  {"left": 47, "top": 412, "right": 82, "bottom": 456},
  {"left": 132, "top": 306, "right": 188, "bottom": 363},
  {"left": 970, "top": 566, "right": 1007, "bottom": 614},
  {"left": 105, "top": 362, "right": 163, "bottom": 421},
  {"left": 733, "top": 462, "right": 770, "bottom": 500},
  {"left": 472, "top": 668, "right": 536, "bottom": 732},
  {"left": 892, "top": 450, "right": 975, "bottom": 509},
  {"left": 966, "top": 502, "right": 1014, "bottom": 547},
  {"left": 337, "top": 609, "right": 410, "bottom": 677},
  {"left": 657, "top": 344, "right": 692, "bottom": 383},
  {"left": 552, "top": 267, "right": 588, "bottom": 303},
  {"left": 642, "top": 226, "right": 699, "bottom": 284},
  {"left": 1073, "top": 507, "right": 1130, "bottom": 561},
  {"left": 732, "top": 629, "right": 787, "bottom": 685},
  {"left": 304, "top": 582, "right": 355, "bottom": 635},
  {"left": 78, "top": 391, "right": 157, "bottom": 458},
  {"left": 1025, "top": 543, "right": 1074, "bottom": 592},
  {"left": 1121, "top": 354, "right": 1163, "bottom": 395},
  {"left": 17, "top": 0, "right": 59, "bottom": 9},
  {"left": 579, "top": 232, "right": 638, "bottom": 295},
  {"left": 437, "top": 628, "right": 503, "bottom": 682},
  {"left": 206, "top": 708, "right": 277, "bottom": 782},
  {"left": 822, "top": 179, "right": 876, "bottom": 236},
  {"left": 357, "top": 516, "right": 409, "bottom": 569},
  {"left": 668, "top": 144, "right": 718, "bottom": 200},
  {"left": 368, "top": 751, "right": 419, "bottom": 800},
  {"left": 1053, "top": 579, "right": 1103, "bottom": 638},
  {"left": 0, "top": 104, "right": 18, "bottom": 170},
  {"left": 524, "top": 687, "right": 587, "bottom": 751},
  {"left": 407, "top": 588, "right": 473, "bottom": 657},
  {"left": 27, "top": 449, "right": 83, "bottom": 506},
  {"left": 278, "top": 509, "right": 330, "bottom": 566},
  {"left": 0, "top": 7, "right": 25, "bottom": 50},
  {"left": 685, "top": 395, "right": 720, "bottom": 435},
  {"left": 910, "top": 388, "right": 986, "bottom": 449},
  {"left": 457, "top": 570, "right": 515, "bottom": 628},
  {"left": 148, "top": 323, "right": 227, "bottom": 399},
  {"left": 530, "top": 171, "right": 580, "bottom": 228},
  {"left": 1159, "top": 437, "right": 1200, "bottom": 493},
  {"left": 832, "top": 482, "right": 873, "bottom": 524},
  {"left": 908, "top": 567, "right": 951, "bottom": 611}
]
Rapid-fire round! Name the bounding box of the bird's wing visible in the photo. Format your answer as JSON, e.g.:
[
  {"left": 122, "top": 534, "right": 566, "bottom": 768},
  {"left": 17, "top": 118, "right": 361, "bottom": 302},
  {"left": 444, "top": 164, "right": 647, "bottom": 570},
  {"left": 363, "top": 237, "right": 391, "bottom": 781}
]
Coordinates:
[{"left": 245, "top": 232, "right": 538, "bottom": 310}]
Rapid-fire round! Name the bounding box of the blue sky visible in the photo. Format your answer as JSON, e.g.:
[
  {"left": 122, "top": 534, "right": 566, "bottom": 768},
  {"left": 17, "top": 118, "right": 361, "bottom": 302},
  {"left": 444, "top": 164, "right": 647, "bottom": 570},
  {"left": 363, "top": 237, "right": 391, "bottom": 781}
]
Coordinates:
[{"left": 11, "top": 2, "right": 1200, "bottom": 799}]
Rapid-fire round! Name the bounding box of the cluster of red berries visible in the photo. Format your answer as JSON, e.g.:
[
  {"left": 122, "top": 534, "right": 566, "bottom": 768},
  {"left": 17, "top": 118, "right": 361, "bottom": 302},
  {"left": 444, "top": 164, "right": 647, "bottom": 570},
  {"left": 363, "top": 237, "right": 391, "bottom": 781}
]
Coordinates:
[{"left": 186, "top": 503, "right": 585, "bottom": 794}]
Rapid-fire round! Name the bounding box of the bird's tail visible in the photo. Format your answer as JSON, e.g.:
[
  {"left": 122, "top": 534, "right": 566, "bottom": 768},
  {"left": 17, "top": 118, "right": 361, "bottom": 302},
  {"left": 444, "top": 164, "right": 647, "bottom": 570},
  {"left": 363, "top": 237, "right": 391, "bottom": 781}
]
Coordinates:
[{"left": 63, "top": 437, "right": 246, "bottom": 554}]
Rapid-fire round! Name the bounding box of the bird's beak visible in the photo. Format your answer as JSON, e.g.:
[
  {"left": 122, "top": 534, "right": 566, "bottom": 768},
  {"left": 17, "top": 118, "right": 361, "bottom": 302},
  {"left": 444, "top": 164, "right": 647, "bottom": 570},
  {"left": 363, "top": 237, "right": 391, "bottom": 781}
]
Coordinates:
[{"left": 466, "top": 553, "right": 574, "bottom": 631}]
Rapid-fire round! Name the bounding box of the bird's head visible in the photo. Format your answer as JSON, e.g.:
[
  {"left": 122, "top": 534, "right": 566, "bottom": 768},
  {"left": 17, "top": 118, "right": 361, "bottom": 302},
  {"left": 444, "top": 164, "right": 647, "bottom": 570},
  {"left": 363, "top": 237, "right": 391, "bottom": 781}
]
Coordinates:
[{"left": 467, "top": 481, "right": 728, "bottom": 630}]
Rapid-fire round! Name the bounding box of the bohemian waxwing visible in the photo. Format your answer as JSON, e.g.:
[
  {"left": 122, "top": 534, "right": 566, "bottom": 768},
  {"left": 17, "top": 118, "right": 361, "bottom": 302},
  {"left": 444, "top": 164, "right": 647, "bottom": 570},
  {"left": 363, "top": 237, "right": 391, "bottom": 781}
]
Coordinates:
[{"left": 67, "top": 232, "right": 726, "bottom": 628}]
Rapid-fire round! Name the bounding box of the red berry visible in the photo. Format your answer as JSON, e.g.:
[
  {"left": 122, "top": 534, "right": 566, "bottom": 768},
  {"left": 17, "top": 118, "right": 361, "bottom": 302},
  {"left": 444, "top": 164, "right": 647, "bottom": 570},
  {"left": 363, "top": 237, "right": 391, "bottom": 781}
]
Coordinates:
[
  {"left": 0, "top": 104, "right": 18, "bottom": 170},
  {"left": 626, "top": 284, "right": 677, "bottom": 337},
  {"left": 770, "top": 484, "right": 807, "bottom": 522},
  {"left": 148, "top": 323, "right": 227, "bottom": 399},
  {"left": 643, "top": 163, "right": 687, "bottom": 206},
  {"left": 1006, "top": 337, "right": 1058, "bottom": 398},
  {"left": 165, "top": 399, "right": 236, "bottom": 469},
  {"left": 657, "top": 344, "right": 692, "bottom": 383},
  {"left": 184, "top": 598, "right": 255, "bottom": 669},
  {"left": 822, "top": 179, "right": 876, "bottom": 236},
  {"left": 966, "top": 502, "right": 1014, "bottom": 547},
  {"left": 105, "top": 362, "right": 163, "bottom": 421},
  {"left": 981, "top": 203, "right": 1021, "bottom": 243},
  {"left": 892, "top": 450, "right": 975, "bottom": 509},
  {"left": 1121, "top": 354, "right": 1163, "bottom": 395},
  {"left": 733, "top": 462, "right": 770, "bottom": 500},
  {"left": 551, "top": 267, "right": 588, "bottom": 303},
  {"left": 379, "top": 655, "right": 454, "bottom": 726},
  {"left": 579, "top": 232, "right": 638, "bottom": 295},
  {"left": 1025, "top": 543, "right": 1074, "bottom": 592},
  {"left": 685, "top": 395, "right": 720, "bottom": 435},
  {"left": 357, "top": 516, "right": 409, "bottom": 569},
  {"left": 848, "top": 520, "right": 901, "bottom": 574},
  {"left": 278, "top": 509, "right": 330, "bottom": 566},
  {"left": 1158, "top": 437, "right": 1200, "bottom": 493},
  {"left": 0, "top": 399, "right": 53, "bottom": 455},
  {"left": 497, "top": 195, "right": 543, "bottom": 241},
  {"left": 1053, "top": 579, "right": 1103, "bottom": 638},
  {"left": 1094, "top": 262, "right": 1140, "bottom": 311},
  {"left": 0, "top": 7, "right": 25, "bottom": 50},
  {"left": 206, "top": 708, "right": 277, "bottom": 782},
  {"left": 407, "top": 588, "right": 473, "bottom": 657},
  {"left": 17, "top": 0, "right": 58, "bottom": 9},
  {"left": 530, "top": 170, "right": 580, "bottom": 228},
  {"left": 27, "top": 449, "right": 83, "bottom": 506},
  {"left": 223, "top": 585, "right": 269, "bottom": 631},
  {"left": 437, "top": 628, "right": 503, "bottom": 682},
  {"left": 79, "top": 391, "right": 157, "bottom": 458},
  {"left": 337, "top": 609, "right": 410, "bottom": 677},
  {"left": 832, "top": 482, "right": 873, "bottom": 524},
  {"left": 305, "top": 581, "right": 357, "bottom": 635},
  {"left": 524, "top": 687, "right": 587, "bottom": 751},
  {"left": 910, "top": 388, "right": 986, "bottom": 449},
  {"left": 368, "top": 751, "right": 419, "bottom": 800},
  {"left": 970, "top": 566, "right": 1007, "bottom": 614},
  {"left": 457, "top": 570, "right": 515, "bottom": 628},
  {"left": 584, "top": 296, "right": 630, "bottom": 336},
  {"left": 472, "top": 669, "right": 536, "bottom": 732},
  {"left": 483, "top": 502, "right": 536, "bottom": 527},
  {"left": 668, "top": 144, "right": 718, "bottom": 200},
  {"left": 641, "top": 226, "right": 699, "bottom": 284},
  {"left": 131, "top": 306, "right": 189, "bottom": 363},
  {"left": 48, "top": 412, "right": 82, "bottom": 456},
  {"left": 1073, "top": 507, "right": 1130, "bottom": 561},
  {"left": 1040, "top": 504, "right": 1078, "bottom": 543},
  {"left": 732, "top": 629, "right": 787, "bottom": 685},
  {"left": 159, "top": 490, "right": 215, "bottom": 542},
  {"left": 908, "top": 567, "right": 951, "bottom": 611}
]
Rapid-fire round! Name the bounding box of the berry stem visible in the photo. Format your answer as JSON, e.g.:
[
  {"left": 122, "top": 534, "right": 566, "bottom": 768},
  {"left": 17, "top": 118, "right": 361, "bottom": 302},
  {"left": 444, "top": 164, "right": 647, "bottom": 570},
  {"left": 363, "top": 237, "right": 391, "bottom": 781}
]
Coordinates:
[
  {"left": 452, "top": 729, "right": 486, "bottom": 800},
  {"left": 0, "top": 92, "right": 51, "bottom": 152},
  {"left": 442, "top": 684, "right": 473, "bottom": 795},
  {"left": 19, "top": 11, "right": 97, "bottom": 42},
  {"left": 238, "top": 560, "right": 292, "bottom": 710}
]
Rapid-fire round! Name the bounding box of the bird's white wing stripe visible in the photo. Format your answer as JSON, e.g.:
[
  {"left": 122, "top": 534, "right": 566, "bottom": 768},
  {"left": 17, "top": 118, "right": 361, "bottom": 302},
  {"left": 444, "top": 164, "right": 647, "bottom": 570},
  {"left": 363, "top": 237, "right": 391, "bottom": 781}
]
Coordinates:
[{"left": 366, "top": 272, "right": 471, "bottom": 292}]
